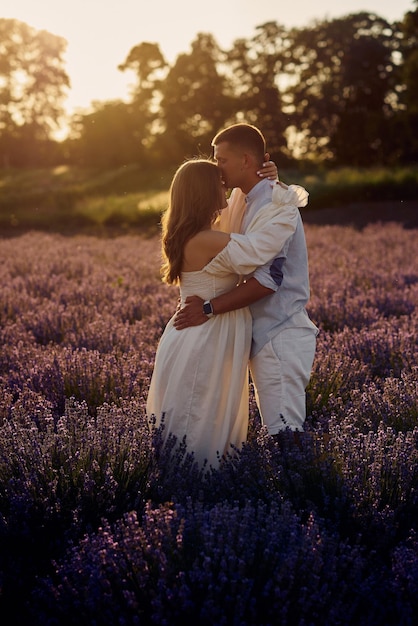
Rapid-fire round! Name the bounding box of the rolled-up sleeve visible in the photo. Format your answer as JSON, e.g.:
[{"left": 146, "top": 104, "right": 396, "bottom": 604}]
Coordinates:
[
  {"left": 252, "top": 254, "right": 286, "bottom": 291},
  {"left": 205, "top": 183, "right": 308, "bottom": 278}
]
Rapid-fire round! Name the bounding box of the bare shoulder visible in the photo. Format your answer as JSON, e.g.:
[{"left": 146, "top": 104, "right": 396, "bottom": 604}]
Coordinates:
[
  {"left": 183, "top": 229, "right": 231, "bottom": 271},
  {"left": 187, "top": 229, "right": 230, "bottom": 253}
]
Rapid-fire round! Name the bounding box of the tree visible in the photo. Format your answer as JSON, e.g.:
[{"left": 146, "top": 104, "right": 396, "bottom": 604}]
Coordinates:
[
  {"left": 226, "top": 22, "right": 291, "bottom": 162},
  {"left": 398, "top": 0, "right": 418, "bottom": 161},
  {"left": 118, "top": 42, "right": 167, "bottom": 124},
  {"left": 67, "top": 43, "right": 168, "bottom": 169},
  {"left": 158, "top": 33, "right": 235, "bottom": 164},
  {"left": 401, "top": 0, "right": 418, "bottom": 108},
  {"left": 0, "top": 18, "right": 70, "bottom": 166},
  {"left": 69, "top": 100, "right": 150, "bottom": 168},
  {"left": 284, "top": 13, "right": 402, "bottom": 165},
  {"left": 118, "top": 42, "right": 168, "bottom": 165}
]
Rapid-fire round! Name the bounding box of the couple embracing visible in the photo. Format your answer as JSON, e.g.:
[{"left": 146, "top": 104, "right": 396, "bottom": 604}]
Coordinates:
[{"left": 147, "top": 123, "right": 318, "bottom": 467}]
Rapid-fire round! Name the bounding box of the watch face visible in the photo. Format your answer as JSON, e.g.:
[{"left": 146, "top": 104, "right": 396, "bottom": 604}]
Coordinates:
[{"left": 203, "top": 301, "right": 212, "bottom": 315}]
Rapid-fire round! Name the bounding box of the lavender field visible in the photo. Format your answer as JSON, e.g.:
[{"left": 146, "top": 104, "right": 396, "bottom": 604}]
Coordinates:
[{"left": 0, "top": 222, "right": 417, "bottom": 625}]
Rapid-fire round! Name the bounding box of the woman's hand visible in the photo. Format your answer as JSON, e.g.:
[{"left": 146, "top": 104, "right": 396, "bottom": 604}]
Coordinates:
[{"left": 257, "top": 153, "right": 279, "bottom": 180}]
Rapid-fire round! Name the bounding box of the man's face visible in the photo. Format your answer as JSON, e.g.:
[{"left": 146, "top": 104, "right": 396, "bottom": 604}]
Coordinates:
[{"left": 213, "top": 141, "right": 245, "bottom": 190}]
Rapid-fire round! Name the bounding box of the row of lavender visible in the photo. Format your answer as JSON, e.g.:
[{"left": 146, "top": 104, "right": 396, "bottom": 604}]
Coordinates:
[{"left": 0, "top": 224, "right": 417, "bottom": 625}]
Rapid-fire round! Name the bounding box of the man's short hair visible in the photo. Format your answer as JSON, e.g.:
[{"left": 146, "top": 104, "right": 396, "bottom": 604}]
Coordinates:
[{"left": 211, "top": 123, "right": 266, "bottom": 160}]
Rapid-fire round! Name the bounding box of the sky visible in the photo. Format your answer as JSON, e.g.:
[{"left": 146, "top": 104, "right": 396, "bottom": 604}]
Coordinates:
[{"left": 1, "top": 0, "right": 416, "bottom": 116}]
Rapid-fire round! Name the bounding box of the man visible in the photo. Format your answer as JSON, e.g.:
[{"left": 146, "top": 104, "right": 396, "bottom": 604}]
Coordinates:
[{"left": 174, "top": 123, "right": 318, "bottom": 438}]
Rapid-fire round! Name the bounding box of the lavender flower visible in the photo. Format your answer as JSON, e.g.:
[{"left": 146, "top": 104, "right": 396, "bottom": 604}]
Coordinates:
[{"left": 0, "top": 223, "right": 416, "bottom": 625}]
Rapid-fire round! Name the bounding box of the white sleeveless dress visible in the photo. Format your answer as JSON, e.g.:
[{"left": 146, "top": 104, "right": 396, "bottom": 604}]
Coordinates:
[{"left": 146, "top": 263, "right": 252, "bottom": 468}]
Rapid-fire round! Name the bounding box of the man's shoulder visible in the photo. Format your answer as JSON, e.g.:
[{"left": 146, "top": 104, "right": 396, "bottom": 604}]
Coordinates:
[{"left": 246, "top": 179, "right": 273, "bottom": 208}]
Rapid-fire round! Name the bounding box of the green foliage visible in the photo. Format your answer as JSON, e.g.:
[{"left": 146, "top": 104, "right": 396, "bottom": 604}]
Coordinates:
[
  {"left": 0, "top": 164, "right": 173, "bottom": 233},
  {"left": 284, "top": 13, "right": 401, "bottom": 164},
  {"left": 2, "top": 7, "right": 418, "bottom": 169},
  {"left": 225, "top": 22, "right": 293, "bottom": 158},
  {"left": 301, "top": 165, "right": 418, "bottom": 209},
  {"left": 1, "top": 164, "right": 418, "bottom": 233},
  {"left": 159, "top": 34, "right": 235, "bottom": 164},
  {"left": 0, "top": 18, "right": 69, "bottom": 167},
  {"left": 74, "top": 191, "right": 168, "bottom": 230}
]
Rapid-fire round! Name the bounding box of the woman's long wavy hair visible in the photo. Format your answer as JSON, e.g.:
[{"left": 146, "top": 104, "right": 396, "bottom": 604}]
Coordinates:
[{"left": 161, "top": 159, "right": 225, "bottom": 284}]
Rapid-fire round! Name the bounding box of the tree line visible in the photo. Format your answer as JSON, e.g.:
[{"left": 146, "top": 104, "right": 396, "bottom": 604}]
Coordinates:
[{"left": 1, "top": 2, "right": 417, "bottom": 170}]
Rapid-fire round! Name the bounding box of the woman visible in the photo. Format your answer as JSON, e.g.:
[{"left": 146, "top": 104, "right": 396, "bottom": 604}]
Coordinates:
[{"left": 146, "top": 159, "right": 304, "bottom": 467}]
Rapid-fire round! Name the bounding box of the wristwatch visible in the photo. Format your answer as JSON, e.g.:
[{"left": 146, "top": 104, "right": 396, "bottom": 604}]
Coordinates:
[{"left": 203, "top": 300, "right": 214, "bottom": 317}]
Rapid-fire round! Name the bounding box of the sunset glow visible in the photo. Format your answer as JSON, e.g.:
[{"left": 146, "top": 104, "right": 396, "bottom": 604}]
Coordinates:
[{"left": 1, "top": 0, "right": 415, "bottom": 114}]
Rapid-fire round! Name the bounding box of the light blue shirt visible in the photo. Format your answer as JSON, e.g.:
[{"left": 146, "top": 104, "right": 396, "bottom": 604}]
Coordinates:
[{"left": 242, "top": 179, "right": 318, "bottom": 357}]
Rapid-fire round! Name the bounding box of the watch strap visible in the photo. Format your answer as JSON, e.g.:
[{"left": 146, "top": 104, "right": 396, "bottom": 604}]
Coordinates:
[{"left": 203, "top": 300, "right": 214, "bottom": 317}]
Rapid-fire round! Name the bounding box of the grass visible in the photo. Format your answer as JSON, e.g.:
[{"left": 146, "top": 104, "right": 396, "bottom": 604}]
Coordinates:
[
  {"left": 0, "top": 164, "right": 172, "bottom": 234},
  {"left": 74, "top": 191, "right": 169, "bottom": 231},
  {"left": 0, "top": 164, "right": 417, "bottom": 234},
  {"left": 302, "top": 165, "right": 418, "bottom": 209}
]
